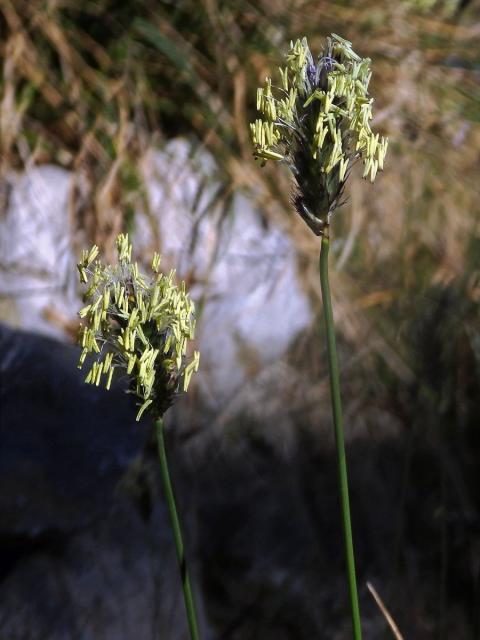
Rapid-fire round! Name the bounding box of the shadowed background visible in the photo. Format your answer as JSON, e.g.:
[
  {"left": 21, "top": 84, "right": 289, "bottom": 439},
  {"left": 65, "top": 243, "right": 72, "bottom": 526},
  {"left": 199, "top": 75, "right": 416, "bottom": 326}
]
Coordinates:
[{"left": 0, "top": 1, "right": 479, "bottom": 638}]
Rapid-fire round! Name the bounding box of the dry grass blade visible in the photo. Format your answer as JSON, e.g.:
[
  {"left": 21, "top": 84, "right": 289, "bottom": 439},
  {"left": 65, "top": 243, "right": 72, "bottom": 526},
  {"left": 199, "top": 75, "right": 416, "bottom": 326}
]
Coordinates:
[{"left": 367, "top": 581, "right": 404, "bottom": 640}]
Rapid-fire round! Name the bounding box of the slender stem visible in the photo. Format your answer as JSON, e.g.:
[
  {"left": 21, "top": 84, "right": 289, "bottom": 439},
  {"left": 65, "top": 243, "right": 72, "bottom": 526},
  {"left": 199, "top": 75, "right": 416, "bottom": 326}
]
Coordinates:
[
  {"left": 319, "top": 231, "right": 362, "bottom": 640},
  {"left": 155, "top": 417, "right": 201, "bottom": 640}
]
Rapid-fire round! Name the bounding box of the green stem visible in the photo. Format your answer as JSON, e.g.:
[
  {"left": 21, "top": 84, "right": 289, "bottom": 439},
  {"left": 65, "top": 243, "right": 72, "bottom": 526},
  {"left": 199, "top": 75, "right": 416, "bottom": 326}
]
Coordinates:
[
  {"left": 319, "top": 231, "right": 362, "bottom": 640},
  {"left": 155, "top": 417, "right": 201, "bottom": 640}
]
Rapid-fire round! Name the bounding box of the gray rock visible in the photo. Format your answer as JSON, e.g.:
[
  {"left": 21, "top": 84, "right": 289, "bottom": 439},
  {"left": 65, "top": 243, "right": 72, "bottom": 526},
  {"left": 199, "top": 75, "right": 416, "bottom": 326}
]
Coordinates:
[{"left": 0, "top": 323, "right": 148, "bottom": 536}]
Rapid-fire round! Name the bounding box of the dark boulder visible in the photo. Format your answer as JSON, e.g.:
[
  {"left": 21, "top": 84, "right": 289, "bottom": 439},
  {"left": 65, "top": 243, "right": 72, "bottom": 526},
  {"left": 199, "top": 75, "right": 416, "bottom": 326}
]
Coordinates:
[{"left": 0, "top": 322, "right": 149, "bottom": 538}]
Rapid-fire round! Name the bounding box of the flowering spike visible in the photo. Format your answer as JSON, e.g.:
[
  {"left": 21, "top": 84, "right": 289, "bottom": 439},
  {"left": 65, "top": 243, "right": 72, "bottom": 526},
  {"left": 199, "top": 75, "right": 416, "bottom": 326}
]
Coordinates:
[
  {"left": 250, "top": 34, "right": 388, "bottom": 234},
  {"left": 77, "top": 235, "right": 200, "bottom": 419}
]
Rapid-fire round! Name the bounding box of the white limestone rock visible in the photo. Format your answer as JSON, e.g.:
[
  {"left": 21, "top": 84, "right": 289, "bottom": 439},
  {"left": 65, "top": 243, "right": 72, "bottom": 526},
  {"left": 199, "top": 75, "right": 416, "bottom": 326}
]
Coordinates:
[
  {"left": 138, "top": 140, "right": 312, "bottom": 408},
  {"left": 0, "top": 166, "right": 76, "bottom": 339},
  {"left": 0, "top": 140, "right": 312, "bottom": 407}
]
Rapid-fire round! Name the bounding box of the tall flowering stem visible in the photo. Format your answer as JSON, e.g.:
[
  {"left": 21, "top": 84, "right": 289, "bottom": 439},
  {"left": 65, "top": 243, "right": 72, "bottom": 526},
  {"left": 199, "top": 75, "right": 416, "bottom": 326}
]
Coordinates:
[
  {"left": 320, "top": 231, "right": 362, "bottom": 639},
  {"left": 251, "top": 35, "right": 388, "bottom": 638},
  {"left": 76, "top": 234, "right": 201, "bottom": 640},
  {"left": 156, "top": 417, "right": 200, "bottom": 640}
]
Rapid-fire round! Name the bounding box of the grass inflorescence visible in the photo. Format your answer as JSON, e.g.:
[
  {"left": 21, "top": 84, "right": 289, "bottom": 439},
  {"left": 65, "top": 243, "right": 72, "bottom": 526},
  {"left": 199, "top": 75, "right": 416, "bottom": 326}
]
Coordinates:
[
  {"left": 251, "top": 34, "right": 388, "bottom": 235},
  {"left": 77, "top": 233, "right": 199, "bottom": 420}
]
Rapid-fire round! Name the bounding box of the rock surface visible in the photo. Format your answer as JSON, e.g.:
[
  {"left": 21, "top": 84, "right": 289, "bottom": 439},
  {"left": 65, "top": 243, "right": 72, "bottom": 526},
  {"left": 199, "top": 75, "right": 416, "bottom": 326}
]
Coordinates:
[
  {"left": 1, "top": 325, "right": 473, "bottom": 640},
  {"left": 0, "top": 166, "right": 76, "bottom": 339},
  {"left": 0, "top": 323, "right": 147, "bottom": 536},
  {"left": 0, "top": 140, "right": 312, "bottom": 410},
  {"left": 137, "top": 140, "right": 311, "bottom": 407}
]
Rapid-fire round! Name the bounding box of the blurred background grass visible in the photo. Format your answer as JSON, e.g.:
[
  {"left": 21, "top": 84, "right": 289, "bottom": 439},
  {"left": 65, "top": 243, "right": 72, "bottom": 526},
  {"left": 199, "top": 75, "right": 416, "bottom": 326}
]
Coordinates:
[{"left": 1, "top": 0, "right": 480, "bottom": 638}]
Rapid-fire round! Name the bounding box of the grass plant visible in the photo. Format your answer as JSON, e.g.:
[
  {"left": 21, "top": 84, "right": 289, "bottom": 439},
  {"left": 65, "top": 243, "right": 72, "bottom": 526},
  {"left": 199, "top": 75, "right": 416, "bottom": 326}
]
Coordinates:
[
  {"left": 76, "top": 233, "right": 201, "bottom": 640},
  {"left": 1, "top": 1, "right": 479, "bottom": 634},
  {"left": 250, "top": 34, "right": 390, "bottom": 638}
]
